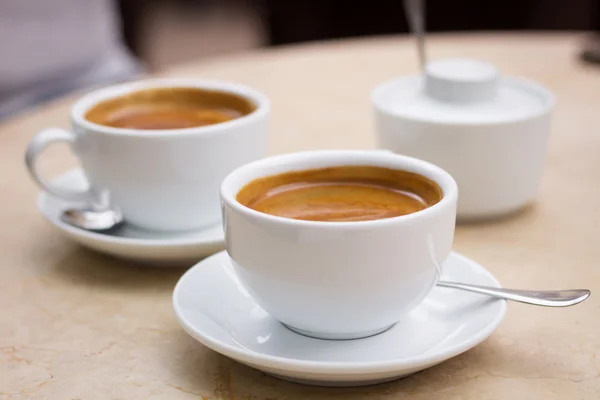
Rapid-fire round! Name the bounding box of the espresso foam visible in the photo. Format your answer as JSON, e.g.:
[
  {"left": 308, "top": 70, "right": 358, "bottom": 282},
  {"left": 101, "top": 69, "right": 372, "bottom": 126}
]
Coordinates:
[
  {"left": 85, "top": 87, "right": 256, "bottom": 130},
  {"left": 237, "top": 166, "right": 442, "bottom": 222}
]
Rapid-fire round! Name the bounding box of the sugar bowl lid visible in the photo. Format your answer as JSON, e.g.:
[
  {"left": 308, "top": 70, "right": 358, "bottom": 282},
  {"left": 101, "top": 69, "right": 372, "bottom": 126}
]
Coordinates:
[{"left": 372, "top": 57, "right": 554, "bottom": 124}]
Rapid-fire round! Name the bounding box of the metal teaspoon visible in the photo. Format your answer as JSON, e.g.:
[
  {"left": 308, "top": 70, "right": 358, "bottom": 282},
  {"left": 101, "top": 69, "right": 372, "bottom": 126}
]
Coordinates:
[
  {"left": 61, "top": 207, "right": 124, "bottom": 232},
  {"left": 403, "top": 0, "right": 427, "bottom": 71},
  {"left": 437, "top": 281, "right": 590, "bottom": 307}
]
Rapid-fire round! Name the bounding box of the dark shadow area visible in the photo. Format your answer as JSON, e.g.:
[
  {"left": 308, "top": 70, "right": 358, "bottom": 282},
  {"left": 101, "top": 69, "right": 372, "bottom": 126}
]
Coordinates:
[
  {"left": 116, "top": 0, "right": 599, "bottom": 53},
  {"left": 253, "top": 0, "right": 596, "bottom": 45}
]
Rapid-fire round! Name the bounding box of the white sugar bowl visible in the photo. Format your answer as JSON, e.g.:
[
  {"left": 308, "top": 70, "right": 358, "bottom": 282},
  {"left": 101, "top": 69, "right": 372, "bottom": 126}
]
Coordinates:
[{"left": 372, "top": 58, "right": 555, "bottom": 221}]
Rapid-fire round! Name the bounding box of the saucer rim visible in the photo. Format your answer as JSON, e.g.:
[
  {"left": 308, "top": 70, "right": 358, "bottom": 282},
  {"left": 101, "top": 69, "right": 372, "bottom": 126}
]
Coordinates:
[
  {"left": 37, "top": 168, "right": 225, "bottom": 248},
  {"left": 173, "top": 250, "right": 507, "bottom": 375}
]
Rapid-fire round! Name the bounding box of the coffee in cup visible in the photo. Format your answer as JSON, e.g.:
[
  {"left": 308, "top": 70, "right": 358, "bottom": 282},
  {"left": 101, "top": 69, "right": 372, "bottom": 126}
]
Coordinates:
[
  {"left": 221, "top": 150, "right": 457, "bottom": 340},
  {"left": 236, "top": 165, "right": 442, "bottom": 222},
  {"left": 25, "top": 79, "right": 269, "bottom": 232},
  {"left": 85, "top": 87, "right": 256, "bottom": 130}
]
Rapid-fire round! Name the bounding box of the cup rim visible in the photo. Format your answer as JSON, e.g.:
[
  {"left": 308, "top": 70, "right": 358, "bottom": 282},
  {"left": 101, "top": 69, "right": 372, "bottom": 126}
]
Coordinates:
[
  {"left": 71, "top": 78, "right": 270, "bottom": 137},
  {"left": 220, "top": 150, "right": 458, "bottom": 228}
]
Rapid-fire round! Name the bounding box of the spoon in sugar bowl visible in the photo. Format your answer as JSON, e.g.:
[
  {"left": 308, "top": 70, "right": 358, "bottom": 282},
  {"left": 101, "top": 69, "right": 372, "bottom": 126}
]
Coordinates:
[{"left": 404, "top": 0, "right": 427, "bottom": 71}]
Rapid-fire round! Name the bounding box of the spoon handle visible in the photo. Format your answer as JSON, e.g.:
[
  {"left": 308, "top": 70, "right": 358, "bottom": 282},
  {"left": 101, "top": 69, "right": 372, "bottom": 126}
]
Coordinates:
[
  {"left": 404, "top": 0, "right": 427, "bottom": 71},
  {"left": 437, "top": 281, "right": 591, "bottom": 307}
]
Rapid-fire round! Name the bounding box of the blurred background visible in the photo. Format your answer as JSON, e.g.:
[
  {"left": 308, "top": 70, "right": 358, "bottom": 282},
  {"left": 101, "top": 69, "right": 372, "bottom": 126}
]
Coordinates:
[
  {"left": 2, "top": 0, "right": 599, "bottom": 119},
  {"left": 122, "top": 0, "right": 600, "bottom": 68}
]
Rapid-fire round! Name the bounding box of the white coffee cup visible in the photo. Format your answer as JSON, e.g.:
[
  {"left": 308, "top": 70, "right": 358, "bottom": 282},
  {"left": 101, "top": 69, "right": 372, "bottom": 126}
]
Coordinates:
[
  {"left": 373, "top": 58, "right": 554, "bottom": 220},
  {"left": 25, "top": 78, "right": 269, "bottom": 232},
  {"left": 220, "top": 150, "right": 457, "bottom": 340}
]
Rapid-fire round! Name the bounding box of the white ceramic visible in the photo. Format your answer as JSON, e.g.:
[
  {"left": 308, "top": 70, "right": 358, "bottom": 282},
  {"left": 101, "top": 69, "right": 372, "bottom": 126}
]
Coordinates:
[
  {"left": 25, "top": 78, "right": 269, "bottom": 232},
  {"left": 220, "top": 150, "right": 458, "bottom": 340},
  {"left": 38, "top": 169, "right": 224, "bottom": 266},
  {"left": 373, "top": 57, "right": 555, "bottom": 220},
  {"left": 173, "top": 250, "right": 506, "bottom": 387}
]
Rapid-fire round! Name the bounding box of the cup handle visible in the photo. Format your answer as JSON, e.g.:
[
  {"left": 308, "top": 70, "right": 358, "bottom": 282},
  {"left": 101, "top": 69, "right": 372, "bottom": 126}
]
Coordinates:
[{"left": 25, "top": 128, "right": 95, "bottom": 203}]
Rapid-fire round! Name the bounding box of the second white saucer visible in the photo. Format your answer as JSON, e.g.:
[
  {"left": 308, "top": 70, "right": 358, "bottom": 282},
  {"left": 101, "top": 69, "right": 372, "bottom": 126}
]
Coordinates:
[
  {"left": 38, "top": 169, "right": 225, "bottom": 266},
  {"left": 173, "top": 251, "right": 507, "bottom": 386}
]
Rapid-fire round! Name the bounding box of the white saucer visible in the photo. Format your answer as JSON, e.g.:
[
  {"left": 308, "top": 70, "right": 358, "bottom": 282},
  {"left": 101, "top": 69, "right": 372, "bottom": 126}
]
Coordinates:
[
  {"left": 38, "top": 169, "right": 224, "bottom": 266},
  {"left": 173, "top": 251, "right": 507, "bottom": 387}
]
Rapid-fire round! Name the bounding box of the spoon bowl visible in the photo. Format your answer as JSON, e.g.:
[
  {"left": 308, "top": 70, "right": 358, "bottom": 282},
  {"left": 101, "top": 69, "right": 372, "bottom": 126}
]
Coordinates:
[{"left": 61, "top": 207, "right": 124, "bottom": 232}]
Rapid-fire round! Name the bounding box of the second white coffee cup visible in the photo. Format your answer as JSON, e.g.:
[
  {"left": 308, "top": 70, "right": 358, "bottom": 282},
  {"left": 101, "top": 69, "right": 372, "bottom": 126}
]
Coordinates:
[
  {"left": 221, "top": 150, "right": 458, "bottom": 340},
  {"left": 25, "top": 78, "right": 269, "bottom": 232}
]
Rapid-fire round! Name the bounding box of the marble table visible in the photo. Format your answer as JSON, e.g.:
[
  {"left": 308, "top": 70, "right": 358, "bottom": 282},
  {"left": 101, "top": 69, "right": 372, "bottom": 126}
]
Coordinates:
[{"left": 2, "top": 33, "right": 598, "bottom": 399}]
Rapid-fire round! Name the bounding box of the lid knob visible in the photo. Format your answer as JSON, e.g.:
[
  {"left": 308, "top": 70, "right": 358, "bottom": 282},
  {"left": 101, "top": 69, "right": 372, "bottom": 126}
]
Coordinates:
[{"left": 424, "top": 58, "right": 499, "bottom": 102}]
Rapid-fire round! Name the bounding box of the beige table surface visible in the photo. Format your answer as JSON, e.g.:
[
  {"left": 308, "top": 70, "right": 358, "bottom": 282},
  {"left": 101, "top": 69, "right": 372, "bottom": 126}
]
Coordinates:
[{"left": 2, "top": 33, "right": 599, "bottom": 399}]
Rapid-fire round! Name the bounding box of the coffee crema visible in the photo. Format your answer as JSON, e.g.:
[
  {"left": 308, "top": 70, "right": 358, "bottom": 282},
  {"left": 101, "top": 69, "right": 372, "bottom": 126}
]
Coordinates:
[
  {"left": 236, "top": 166, "right": 443, "bottom": 222},
  {"left": 85, "top": 87, "right": 256, "bottom": 130}
]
